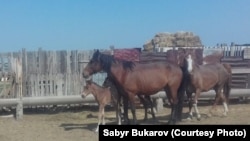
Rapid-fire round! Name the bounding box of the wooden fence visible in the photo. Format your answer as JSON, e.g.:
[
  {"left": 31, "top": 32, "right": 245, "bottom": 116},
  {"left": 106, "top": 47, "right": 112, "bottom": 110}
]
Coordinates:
[{"left": 0, "top": 44, "right": 250, "bottom": 119}]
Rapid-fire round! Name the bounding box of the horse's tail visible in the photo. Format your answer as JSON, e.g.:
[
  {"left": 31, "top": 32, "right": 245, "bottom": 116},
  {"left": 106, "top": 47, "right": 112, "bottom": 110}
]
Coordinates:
[{"left": 222, "top": 63, "right": 232, "bottom": 104}]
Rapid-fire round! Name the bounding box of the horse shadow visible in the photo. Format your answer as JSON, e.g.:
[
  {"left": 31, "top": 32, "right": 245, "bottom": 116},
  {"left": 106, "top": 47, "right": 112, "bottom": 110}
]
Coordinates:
[
  {"left": 59, "top": 109, "right": 214, "bottom": 132},
  {"left": 60, "top": 123, "right": 96, "bottom": 132},
  {"left": 59, "top": 101, "right": 226, "bottom": 132},
  {"left": 59, "top": 114, "right": 118, "bottom": 132}
]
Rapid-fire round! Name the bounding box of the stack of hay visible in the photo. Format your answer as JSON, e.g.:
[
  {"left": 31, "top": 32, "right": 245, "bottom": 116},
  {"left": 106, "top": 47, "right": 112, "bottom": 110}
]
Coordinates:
[{"left": 143, "top": 31, "right": 203, "bottom": 51}]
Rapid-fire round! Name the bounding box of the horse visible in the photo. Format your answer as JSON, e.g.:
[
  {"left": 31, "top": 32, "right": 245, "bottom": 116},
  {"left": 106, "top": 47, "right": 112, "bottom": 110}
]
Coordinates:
[
  {"left": 81, "top": 80, "right": 120, "bottom": 132},
  {"left": 103, "top": 76, "right": 156, "bottom": 122},
  {"left": 179, "top": 48, "right": 231, "bottom": 120},
  {"left": 137, "top": 95, "right": 156, "bottom": 121},
  {"left": 82, "top": 49, "right": 185, "bottom": 125}
]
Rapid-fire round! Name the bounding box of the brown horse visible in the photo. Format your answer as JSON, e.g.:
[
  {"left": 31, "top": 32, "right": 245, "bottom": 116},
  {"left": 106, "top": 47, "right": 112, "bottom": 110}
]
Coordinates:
[
  {"left": 179, "top": 48, "right": 231, "bottom": 120},
  {"left": 81, "top": 80, "right": 120, "bottom": 132},
  {"left": 83, "top": 49, "right": 185, "bottom": 125}
]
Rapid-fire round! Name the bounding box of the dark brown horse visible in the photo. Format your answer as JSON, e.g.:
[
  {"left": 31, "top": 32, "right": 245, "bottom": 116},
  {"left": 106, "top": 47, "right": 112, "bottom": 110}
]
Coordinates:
[
  {"left": 102, "top": 76, "right": 156, "bottom": 122},
  {"left": 83, "top": 49, "right": 185, "bottom": 125},
  {"left": 179, "top": 48, "right": 231, "bottom": 120},
  {"left": 137, "top": 95, "right": 156, "bottom": 121}
]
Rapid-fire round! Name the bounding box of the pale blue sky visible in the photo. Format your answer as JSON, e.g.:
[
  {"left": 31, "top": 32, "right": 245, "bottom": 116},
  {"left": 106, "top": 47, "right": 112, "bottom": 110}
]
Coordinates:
[{"left": 0, "top": 0, "right": 249, "bottom": 52}]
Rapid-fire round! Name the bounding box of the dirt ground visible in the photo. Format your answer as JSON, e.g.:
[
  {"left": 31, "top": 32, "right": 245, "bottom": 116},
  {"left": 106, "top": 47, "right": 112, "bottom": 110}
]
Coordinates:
[{"left": 0, "top": 99, "right": 249, "bottom": 141}]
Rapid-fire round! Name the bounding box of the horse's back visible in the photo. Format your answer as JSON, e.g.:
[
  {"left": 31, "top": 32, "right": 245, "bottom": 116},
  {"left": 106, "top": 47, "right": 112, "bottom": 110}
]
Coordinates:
[
  {"left": 136, "top": 61, "right": 182, "bottom": 74},
  {"left": 203, "top": 63, "right": 229, "bottom": 74},
  {"left": 192, "top": 63, "right": 230, "bottom": 90},
  {"left": 135, "top": 61, "right": 182, "bottom": 81},
  {"left": 121, "top": 61, "right": 183, "bottom": 94}
]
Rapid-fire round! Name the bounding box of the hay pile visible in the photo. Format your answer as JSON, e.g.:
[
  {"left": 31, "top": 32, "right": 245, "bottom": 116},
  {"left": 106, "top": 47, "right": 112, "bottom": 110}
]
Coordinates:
[{"left": 143, "top": 31, "right": 203, "bottom": 51}]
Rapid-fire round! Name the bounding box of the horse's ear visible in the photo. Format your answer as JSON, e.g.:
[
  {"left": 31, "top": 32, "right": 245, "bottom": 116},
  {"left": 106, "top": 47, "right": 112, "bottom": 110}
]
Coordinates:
[
  {"left": 85, "top": 75, "right": 93, "bottom": 85},
  {"left": 83, "top": 85, "right": 88, "bottom": 90},
  {"left": 95, "top": 49, "right": 99, "bottom": 54},
  {"left": 178, "top": 47, "right": 185, "bottom": 54},
  {"left": 96, "top": 49, "right": 101, "bottom": 60},
  {"left": 189, "top": 49, "right": 196, "bottom": 56},
  {"left": 192, "top": 49, "right": 196, "bottom": 53}
]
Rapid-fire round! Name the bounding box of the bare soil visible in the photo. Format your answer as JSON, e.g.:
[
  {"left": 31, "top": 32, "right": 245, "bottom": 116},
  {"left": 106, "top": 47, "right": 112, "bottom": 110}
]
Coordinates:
[{"left": 0, "top": 99, "right": 249, "bottom": 141}]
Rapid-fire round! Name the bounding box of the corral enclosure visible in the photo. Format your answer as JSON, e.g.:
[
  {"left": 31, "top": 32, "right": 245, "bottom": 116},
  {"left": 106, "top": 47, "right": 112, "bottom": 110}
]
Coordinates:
[{"left": 0, "top": 44, "right": 250, "bottom": 119}]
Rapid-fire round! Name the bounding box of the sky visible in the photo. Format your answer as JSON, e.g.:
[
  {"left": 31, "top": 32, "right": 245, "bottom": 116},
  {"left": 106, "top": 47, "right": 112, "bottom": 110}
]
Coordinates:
[{"left": 0, "top": 0, "right": 249, "bottom": 53}]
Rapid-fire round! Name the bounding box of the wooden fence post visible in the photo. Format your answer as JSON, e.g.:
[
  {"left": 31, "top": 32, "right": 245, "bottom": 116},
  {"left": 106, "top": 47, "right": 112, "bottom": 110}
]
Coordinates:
[
  {"left": 16, "top": 98, "right": 23, "bottom": 120},
  {"left": 16, "top": 54, "right": 23, "bottom": 120},
  {"left": 230, "top": 42, "right": 235, "bottom": 57}
]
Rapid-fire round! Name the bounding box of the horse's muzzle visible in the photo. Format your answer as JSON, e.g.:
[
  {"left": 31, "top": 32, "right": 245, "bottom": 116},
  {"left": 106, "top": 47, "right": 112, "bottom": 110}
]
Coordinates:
[
  {"left": 84, "top": 76, "right": 92, "bottom": 81},
  {"left": 81, "top": 94, "right": 86, "bottom": 99}
]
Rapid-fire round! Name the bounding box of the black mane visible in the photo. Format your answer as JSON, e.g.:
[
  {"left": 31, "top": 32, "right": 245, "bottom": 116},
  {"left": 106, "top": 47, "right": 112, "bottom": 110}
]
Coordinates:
[{"left": 93, "top": 50, "right": 135, "bottom": 73}]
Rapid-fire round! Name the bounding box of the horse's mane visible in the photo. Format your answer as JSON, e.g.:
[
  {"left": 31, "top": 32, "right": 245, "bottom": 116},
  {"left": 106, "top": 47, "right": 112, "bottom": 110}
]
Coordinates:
[
  {"left": 91, "top": 81, "right": 109, "bottom": 89},
  {"left": 98, "top": 52, "right": 135, "bottom": 73}
]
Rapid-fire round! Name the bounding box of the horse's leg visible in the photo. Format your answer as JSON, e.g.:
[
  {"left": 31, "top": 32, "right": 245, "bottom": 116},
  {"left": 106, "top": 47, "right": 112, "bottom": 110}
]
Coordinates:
[
  {"left": 146, "top": 95, "right": 156, "bottom": 121},
  {"left": 122, "top": 95, "right": 130, "bottom": 124},
  {"left": 112, "top": 92, "right": 122, "bottom": 125},
  {"left": 222, "top": 100, "right": 229, "bottom": 116},
  {"left": 176, "top": 74, "right": 186, "bottom": 122},
  {"left": 127, "top": 93, "right": 138, "bottom": 125},
  {"left": 209, "top": 89, "right": 220, "bottom": 116},
  {"left": 193, "top": 89, "right": 201, "bottom": 120},
  {"left": 187, "top": 92, "right": 193, "bottom": 120},
  {"left": 166, "top": 87, "right": 178, "bottom": 125},
  {"left": 211, "top": 88, "right": 229, "bottom": 116},
  {"left": 169, "top": 103, "right": 178, "bottom": 125},
  {"left": 116, "top": 95, "right": 122, "bottom": 125},
  {"left": 137, "top": 95, "right": 148, "bottom": 121},
  {"left": 96, "top": 104, "right": 104, "bottom": 132},
  {"left": 218, "top": 87, "right": 229, "bottom": 116},
  {"left": 102, "top": 106, "right": 105, "bottom": 125}
]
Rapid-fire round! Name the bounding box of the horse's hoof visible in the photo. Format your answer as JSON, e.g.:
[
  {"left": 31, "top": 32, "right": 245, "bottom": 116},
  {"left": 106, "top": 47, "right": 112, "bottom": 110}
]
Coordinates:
[
  {"left": 132, "top": 122, "right": 138, "bottom": 125},
  {"left": 197, "top": 117, "right": 201, "bottom": 121},
  {"left": 93, "top": 128, "right": 99, "bottom": 133},
  {"left": 123, "top": 119, "right": 130, "bottom": 125},
  {"left": 186, "top": 117, "right": 192, "bottom": 121},
  {"left": 176, "top": 118, "right": 182, "bottom": 122},
  {"left": 152, "top": 119, "right": 158, "bottom": 124},
  {"left": 222, "top": 112, "right": 228, "bottom": 117},
  {"left": 167, "top": 120, "right": 176, "bottom": 125}
]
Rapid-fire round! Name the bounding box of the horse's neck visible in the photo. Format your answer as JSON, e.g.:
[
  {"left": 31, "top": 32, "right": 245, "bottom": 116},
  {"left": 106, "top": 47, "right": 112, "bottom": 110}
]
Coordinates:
[
  {"left": 110, "top": 63, "right": 127, "bottom": 84},
  {"left": 193, "top": 64, "right": 200, "bottom": 71},
  {"left": 188, "top": 63, "right": 199, "bottom": 74},
  {"left": 188, "top": 64, "right": 206, "bottom": 85},
  {"left": 89, "top": 84, "right": 105, "bottom": 97}
]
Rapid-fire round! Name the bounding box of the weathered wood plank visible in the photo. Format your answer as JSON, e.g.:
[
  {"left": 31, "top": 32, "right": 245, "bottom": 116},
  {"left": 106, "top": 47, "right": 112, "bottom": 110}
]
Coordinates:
[{"left": 232, "top": 68, "right": 250, "bottom": 74}]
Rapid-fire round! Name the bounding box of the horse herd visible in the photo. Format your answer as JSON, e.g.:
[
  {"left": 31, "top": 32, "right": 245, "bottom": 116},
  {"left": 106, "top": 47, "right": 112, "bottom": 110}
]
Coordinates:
[{"left": 81, "top": 48, "right": 232, "bottom": 132}]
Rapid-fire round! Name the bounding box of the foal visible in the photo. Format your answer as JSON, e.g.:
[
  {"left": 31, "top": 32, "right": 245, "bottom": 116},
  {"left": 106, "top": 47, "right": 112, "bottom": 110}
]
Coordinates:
[{"left": 81, "top": 80, "right": 113, "bottom": 132}]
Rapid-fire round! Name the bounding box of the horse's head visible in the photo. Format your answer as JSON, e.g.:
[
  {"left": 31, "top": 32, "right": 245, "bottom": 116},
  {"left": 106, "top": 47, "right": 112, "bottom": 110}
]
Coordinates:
[
  {"left": 176, "top": 48, "right": 198, "bottom": 72},
  {"left": 177, "top": 48, "right": 186, "bottom": 67},
  {"left": 81, "top": 80, "right": 93, "bottom": 98},
  {"left": 184, "top": 48, "right": 197, "bottom": 73},
  {"left": 82, "top": 50, "right": 103, "bottom": 79}
]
